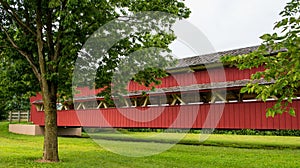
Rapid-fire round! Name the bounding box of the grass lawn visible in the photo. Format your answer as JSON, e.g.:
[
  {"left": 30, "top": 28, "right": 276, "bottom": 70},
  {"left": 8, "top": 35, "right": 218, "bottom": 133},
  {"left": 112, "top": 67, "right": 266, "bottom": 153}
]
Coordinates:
[{"left": 1, "top": 122, "right": 300, "bottom": 168}]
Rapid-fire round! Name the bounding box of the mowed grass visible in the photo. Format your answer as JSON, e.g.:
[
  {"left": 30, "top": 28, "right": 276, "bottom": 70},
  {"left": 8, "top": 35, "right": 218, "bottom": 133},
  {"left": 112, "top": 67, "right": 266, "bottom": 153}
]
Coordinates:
[
  {"left": 0, "top": 122, "right": 300, "bottom": 168},
  {"left": 89, "top": 130, "right": 300, "bottom": 149}
]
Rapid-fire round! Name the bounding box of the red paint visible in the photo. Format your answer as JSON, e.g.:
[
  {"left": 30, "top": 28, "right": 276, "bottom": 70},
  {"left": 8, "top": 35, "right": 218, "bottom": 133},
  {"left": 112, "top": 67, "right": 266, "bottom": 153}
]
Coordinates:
[
  {"left": 30, "top": 98, "right": 300, "bottom": 130},
  {"left": 126, "top": 66, "right": 264, "bottom": 92}
]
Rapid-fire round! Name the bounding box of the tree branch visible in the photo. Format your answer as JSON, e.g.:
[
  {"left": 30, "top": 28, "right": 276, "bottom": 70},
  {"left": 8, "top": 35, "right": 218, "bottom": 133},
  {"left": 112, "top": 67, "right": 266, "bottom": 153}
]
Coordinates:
[
  {"left": 0, "top": 25, "right": 41, "bottom": 81},
  {"left": 0, "top": 0, "right": 37, "bottom": 36},
  {"left": 24, "top": 1, "right": 31, "bottom": 34},
  {"left": 54, "top": 31, "right": 62, "bottom": 63},
  {"left": 54, "top": 0, "right": 68, "bottom": 63},
  {"left": 36, "top": 0, "right": 47, "bottom": 83},
  {"left": 46, "top": 7, "right": 54, "bottom": 60},
  {"left": 0, "top": 45, "right": 11, "bottom": 49}
]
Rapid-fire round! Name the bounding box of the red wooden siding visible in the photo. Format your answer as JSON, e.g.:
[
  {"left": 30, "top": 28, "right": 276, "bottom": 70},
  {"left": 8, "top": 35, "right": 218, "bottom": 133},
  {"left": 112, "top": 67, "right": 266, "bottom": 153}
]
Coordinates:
[
  {"left": 31, "top": 66, "right": 262, "bottom": 101},
  {"left": 127, "top": 66, "right": 264, "bottom": 91},
  {"left": 31, "top": 100, "right": 300, "bottom": 130}
]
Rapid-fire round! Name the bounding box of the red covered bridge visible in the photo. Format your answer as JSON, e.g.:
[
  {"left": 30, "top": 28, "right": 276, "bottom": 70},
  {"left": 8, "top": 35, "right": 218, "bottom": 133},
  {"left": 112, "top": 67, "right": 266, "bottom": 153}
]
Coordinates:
[{"left": 30, "top": 46, "right": 300, "bottom": 130}]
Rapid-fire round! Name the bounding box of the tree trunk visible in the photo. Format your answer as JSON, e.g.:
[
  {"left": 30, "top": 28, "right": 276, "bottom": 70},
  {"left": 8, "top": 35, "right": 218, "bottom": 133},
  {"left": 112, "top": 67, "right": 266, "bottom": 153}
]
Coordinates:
[
  {"left": 35, "top": 0, "right": 59, "bottom": 162},
  {"left": 41, "top": 83, "right": 59, "bottom": 162}
]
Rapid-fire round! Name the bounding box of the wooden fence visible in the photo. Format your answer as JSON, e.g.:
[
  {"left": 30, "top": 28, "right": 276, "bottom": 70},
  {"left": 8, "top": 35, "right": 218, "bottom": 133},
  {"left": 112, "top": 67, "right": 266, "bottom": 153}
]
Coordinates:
[{"left": 8, "top": 111, "right": 30, "bottom": 123}]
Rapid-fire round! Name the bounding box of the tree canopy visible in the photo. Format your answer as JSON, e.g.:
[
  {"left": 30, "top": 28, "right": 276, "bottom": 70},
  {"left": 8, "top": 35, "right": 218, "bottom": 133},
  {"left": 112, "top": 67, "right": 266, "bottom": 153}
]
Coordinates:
[
  {"left": 222, "top": 0, "right": 300, "bottom": 117},
  {"left": 0, "top": 0, "right": 190, "bottom": 162}
]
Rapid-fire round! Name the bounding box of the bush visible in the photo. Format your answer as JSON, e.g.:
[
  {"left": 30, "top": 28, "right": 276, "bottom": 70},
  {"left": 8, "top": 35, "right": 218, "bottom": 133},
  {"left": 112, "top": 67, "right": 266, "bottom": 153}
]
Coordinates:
[
  {"left": 125, "top": 128, "right": 300, "bottom": 136},
  {"left": 212, "top": 129, "right": 300, "bottom": 136}
]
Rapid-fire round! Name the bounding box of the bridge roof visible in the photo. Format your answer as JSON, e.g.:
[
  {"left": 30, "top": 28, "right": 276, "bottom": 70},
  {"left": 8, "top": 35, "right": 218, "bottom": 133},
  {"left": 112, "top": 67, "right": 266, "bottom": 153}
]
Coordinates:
[{"left": 171, "top": 45, "right": 259, "bottom": 70}]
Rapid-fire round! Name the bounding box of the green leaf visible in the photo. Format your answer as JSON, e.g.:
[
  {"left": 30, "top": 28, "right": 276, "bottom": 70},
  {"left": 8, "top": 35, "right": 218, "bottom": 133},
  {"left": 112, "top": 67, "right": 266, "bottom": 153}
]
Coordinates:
[
  {"left": 260, "top": 34, "right": 272, "bottom": 41},
  {"left": 240, "top": 87, "right": 249, "bottom": 94},
  {"left": 289, "top": 108, "right": 296, "bottom": 117}
]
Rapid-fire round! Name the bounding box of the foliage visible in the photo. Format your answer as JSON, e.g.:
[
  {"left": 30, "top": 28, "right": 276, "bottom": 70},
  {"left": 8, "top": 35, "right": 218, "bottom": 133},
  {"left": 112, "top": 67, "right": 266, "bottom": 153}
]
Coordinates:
[
  {"left": 0, "top": 55, "right": 38, "bottom": 120},
  {"left": 0, "top": 0, "right": 190, "bottom": 101},
  {"left": 127, "top": 128, "right": 300, "bottom": 136},
  {"left": 210, "top": 129, "right": 300, "bottom": 137},
  {"left": 221, "top": 0, "right": 300, "bottom": 117},
  {"left": 0, "top": 0, "right": 191, "bottom": 161}
]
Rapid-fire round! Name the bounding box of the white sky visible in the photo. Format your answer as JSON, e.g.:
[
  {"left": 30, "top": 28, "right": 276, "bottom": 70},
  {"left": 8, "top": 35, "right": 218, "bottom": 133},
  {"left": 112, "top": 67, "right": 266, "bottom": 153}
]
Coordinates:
[{"left": 170, "top": 0, "right": 289, "bottom": 58}]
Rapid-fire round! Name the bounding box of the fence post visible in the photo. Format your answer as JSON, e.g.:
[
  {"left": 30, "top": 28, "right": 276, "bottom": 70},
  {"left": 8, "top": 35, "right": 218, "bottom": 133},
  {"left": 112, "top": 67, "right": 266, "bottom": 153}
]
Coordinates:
[
  {"left": 27, "top": 111, "right": 30, "bottom": 122},
  {"left": 18, "top": 111, "right": 20, "bottom": 123}
]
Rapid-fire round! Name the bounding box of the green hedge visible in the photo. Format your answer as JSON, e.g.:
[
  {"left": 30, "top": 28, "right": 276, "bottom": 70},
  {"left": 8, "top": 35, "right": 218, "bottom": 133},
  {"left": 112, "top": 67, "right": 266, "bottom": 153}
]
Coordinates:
[
  {"left": 125, "top": 128, "right": 300, "bottom": 136},
  {"left": 210, "top": 129, "right": 300, "bottom": 136}
]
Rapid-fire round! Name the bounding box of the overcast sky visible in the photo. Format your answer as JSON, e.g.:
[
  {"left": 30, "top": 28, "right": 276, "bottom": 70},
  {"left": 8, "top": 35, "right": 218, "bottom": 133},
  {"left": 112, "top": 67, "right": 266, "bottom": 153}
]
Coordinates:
[{"left": 170, "top": 0, "right": 289, "bottom": 58}]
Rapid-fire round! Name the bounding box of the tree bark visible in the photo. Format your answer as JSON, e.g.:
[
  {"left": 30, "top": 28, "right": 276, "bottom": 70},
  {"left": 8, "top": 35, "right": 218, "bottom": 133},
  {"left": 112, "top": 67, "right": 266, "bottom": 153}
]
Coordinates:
[{"left": 42, "top": 84, "right": 59, "bottom": 162}]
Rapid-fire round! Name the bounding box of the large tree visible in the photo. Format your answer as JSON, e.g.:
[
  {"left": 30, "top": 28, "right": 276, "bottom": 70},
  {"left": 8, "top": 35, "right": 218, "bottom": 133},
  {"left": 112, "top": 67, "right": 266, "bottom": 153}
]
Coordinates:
[
  {"left": 222, "top": 0, "right": 300, "bottom": 117},
  {"left": 0, "top": 0, "right": 190, "bottom": 162}
]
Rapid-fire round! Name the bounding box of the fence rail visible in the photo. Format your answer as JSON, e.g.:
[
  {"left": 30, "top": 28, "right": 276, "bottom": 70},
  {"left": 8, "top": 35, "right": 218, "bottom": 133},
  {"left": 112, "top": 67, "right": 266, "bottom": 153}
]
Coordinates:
[{"left": 8, "top": 111, "right": 30, "bottom": 123}]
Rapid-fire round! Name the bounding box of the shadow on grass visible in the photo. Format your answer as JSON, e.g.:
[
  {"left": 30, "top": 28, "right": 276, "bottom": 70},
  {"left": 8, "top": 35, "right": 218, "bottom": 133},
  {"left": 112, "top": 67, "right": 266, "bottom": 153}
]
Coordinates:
[{"left": 89, "top": 134, "right": 300, "bottom": 150}]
